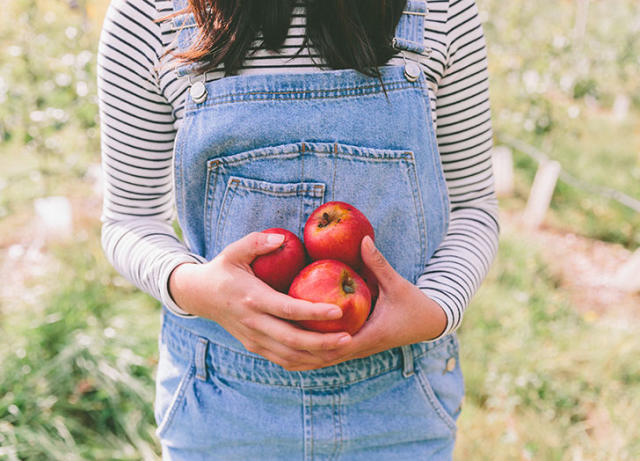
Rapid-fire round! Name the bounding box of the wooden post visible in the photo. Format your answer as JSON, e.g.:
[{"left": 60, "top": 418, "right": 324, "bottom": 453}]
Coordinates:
[
  {"left": 492, "top": 146, "right": 514, "bottom": 198},
  {"left": 523, "top": 160, "right": 561, "bottom": 229},
  {"left": 611, "top": 249, "right": 640, "bottom": 293},
  {"left": 34, "top": 196, "right": 73, "bottom": 243},
  {"left": 573, "top": 0, "right": 590, "bottom": 44}
]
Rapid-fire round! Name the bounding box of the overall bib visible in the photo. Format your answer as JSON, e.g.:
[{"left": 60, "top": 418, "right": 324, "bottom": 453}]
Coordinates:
[{"left": 155, "top": 1, "right": 465, "bottom": 459}]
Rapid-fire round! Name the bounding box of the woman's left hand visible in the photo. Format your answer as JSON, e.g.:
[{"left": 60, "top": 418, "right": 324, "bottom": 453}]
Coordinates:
[{"left": 317, "top": 235, "right": 448, "bottom": 367}]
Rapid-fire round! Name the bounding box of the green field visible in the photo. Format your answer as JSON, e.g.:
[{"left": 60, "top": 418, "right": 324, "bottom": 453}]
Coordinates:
[
  {"left": 1, "top": 0, "right": 639, "bottom": 459},
  {"left": 483, "top": 0, "right": 640, "bottom": 248}
]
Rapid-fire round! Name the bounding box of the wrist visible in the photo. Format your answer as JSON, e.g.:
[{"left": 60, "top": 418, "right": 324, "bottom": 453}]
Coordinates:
[
  {"left": 420, "top": 294, "right": 448, "bottom": 341},
  {"left": 168, "top": 262, "right": 200, "bottom": 316}
]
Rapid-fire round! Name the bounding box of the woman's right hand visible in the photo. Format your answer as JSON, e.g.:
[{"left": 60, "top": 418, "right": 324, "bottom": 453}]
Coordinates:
[{"left": 168, "top": 232, "right": 352, "bottom": 371}]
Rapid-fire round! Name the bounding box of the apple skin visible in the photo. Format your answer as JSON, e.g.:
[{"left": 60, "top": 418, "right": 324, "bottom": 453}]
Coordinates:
[
  {"left": 288, "top": 259, "right": 371, "bottom": 335},
  {"left": 251, "top": 228, "right": 307, "bottom": 293},
  {"left": 304, "top": 201, "right": 374, "bottom": 271}
]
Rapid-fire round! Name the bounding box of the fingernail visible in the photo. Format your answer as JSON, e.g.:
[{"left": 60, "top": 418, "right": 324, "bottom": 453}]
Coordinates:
[
  {"left": 338, "top": 335, "right": 351, "bottom": 345},
  {"left": 328, "top": 307, "right": 343, "bottom": 318},
  {"left": 267, "top": 233, "right": 285, "bottom": 245},
  {"left": 363, "top": 235, "right": 374, "bottom": 252}
]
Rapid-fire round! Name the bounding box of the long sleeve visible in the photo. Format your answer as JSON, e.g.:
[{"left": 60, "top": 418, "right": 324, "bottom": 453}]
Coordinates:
[
  {"left": 97, "top": 0, "right": 205, "bottom": 316},
  {"left": 416, "top": 0, "right": 500, "bottom": 336}
]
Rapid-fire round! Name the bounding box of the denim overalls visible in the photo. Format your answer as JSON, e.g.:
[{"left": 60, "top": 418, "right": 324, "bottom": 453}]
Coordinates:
[{"left": 155, "top": 1, "right": 465, "bottom": 459}]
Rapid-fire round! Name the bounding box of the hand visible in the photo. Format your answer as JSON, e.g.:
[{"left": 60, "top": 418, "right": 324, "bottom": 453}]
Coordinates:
[
  {"left": 320, "top": 235, "right": 448, "bottom": 365},
  {"left": 168, "top": 232, "right": 353, "bottom": 371}
]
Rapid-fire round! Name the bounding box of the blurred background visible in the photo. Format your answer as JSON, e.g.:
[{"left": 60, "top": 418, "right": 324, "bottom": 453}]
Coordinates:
[{"left": 0, "top": 0, "right": 639, "bottom": 459}]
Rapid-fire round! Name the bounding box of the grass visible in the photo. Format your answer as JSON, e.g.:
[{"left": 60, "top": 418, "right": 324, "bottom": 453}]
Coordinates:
[
  {"left": 0, "top": 226, "right": 161, "bottom": 460},
  {"left": 1, "top": 0, "right": 640, "bottom": 458},
  {"left": 455, "top": 231, "right": 640, "bottom": 460},
  {"left": 481, "top": 0, "right": 640, "bottom": 248}
]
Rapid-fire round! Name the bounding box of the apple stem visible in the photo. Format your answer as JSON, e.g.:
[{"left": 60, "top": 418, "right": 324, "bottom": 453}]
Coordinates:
[
  {"left": 342, "top": 276, "right": 355, "bottom": 294},
  {"left": 318, "top": 212, "right": 331, "bottom": 228}
]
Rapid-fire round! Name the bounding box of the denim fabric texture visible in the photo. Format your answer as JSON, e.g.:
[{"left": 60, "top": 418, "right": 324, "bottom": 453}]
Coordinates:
[
  {"left": 156, "top": 310, "right": 464, "bottom": 460},
  {"left": 155, "top": 0, "right": 465, "bottom": 458}
]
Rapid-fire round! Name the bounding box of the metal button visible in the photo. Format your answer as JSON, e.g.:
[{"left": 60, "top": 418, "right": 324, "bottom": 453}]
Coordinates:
[
  {"left": 445, "top": 357, "right": 456, "bottom": 373},
  {"left": 403, "top": 61, "right": 421, "bottom": 82},
  {"left": 190, "top": 81, "right": 207, "bottom": 103}
]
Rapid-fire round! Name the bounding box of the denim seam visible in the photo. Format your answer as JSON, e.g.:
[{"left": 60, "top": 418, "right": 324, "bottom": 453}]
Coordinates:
[
  {"left": 204, "top": 161, "right": 220, "bottom": 252},
  {"left": 185, "top": 85, "right": 416, "bottom": 114},
  {"left": 330, "top": 142, "right": 338, "bottom": 201},
  {"left": 189, "top": 81, "right": 412, "bottom": 105},
  {"left": 420, "top": 78, "right": 450, "bottom": 248},
  {"left": 220, "top": 152, "right": 300, "bottom": 167},
  {"left": 299, "top": 145, "right": 306, "bottom": 232},
  {"left": 205, "top": 365, "right": 401, "bottom": 390},
  {"left": 174, "top": 119, "right": 188, "bottom": 241},
  {"left": 236, "top": 153, "right": 414, "bottom": 164},
  {"left": 233, "top": 183, "right": 324, "bottom": 197},
  {"left": 214, "top": 179, "right": 237, "bottom": 255},
  {"left": 331, "top": 391, "right": 337, "bottom": 459},
  {"left": 309, "top": 391, "right": 314, "bottom": 459},
  {"left": 297, "top": 183, "right": 304, "bottom": 238},
  {"left": 338, "top": 389, "right": 344, "bottom": 458},
  {"left": 203, "top": 80, "right": 410, "bottom": 98},
  {"left": 333, "top": 389, "right": 343, "bottom": 459},
  {"left": 156, "top": 363, "right": 195, "bottom": 438},
  {"left": 403, "top": 153, "right": 428, "bottom": 278},
  {"left": 217, "top": 151, "right": 416, "bottom": 168}
]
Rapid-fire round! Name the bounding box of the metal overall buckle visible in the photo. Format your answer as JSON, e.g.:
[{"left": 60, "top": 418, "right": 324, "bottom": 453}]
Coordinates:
[
  {"left": 393, "top": 47, "right": 421, "bottom": 83},
  {"left": 189, "top": 73, "right": 208, "bottom": 104}
]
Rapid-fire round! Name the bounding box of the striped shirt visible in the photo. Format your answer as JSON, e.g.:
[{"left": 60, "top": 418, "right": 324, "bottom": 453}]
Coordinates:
[{"left": 97, "top": 0, "right": 499, "bottom": 337}]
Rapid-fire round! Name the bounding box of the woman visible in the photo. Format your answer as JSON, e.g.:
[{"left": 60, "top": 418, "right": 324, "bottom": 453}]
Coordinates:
[{"left": 98, "top": 0, "right": 498, "bottom": 458}]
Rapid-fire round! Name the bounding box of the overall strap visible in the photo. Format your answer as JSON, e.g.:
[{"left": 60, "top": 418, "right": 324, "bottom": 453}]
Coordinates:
[
  {"left": 167, "top": 0, "right": 202, "bottom": 79},
  {"left": 392, "top": 0, "right": 429, "bottom": 56}
]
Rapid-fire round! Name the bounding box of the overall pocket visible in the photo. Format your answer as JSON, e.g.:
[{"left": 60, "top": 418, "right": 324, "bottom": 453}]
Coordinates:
[
  {"left": 208, "top": 175, "right": 326, "bottom": 258},
  {"left": 154, "top": 341, "right": 196, "bottom": 439},
  {"left": 413, "top": 335, "right": 465, "bottom": 435},
  {"left": 204, "top": 141, "right": 428, "bottom": 282}
]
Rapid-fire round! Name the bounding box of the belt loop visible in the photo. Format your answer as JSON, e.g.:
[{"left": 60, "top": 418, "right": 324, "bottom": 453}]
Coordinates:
[
  {"left": 401, "top": 345, "right": 414, "bottom": 378},
  {"left": 195, "top": 337, "right": 208, "bottom": 381}
]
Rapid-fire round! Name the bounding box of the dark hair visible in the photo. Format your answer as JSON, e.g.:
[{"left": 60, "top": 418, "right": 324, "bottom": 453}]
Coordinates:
[{"left": 160, "top": 0, "right": 406, "bottom": 81}]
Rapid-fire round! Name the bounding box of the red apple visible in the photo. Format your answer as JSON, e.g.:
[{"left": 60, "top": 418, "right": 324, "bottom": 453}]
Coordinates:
[
  {"left": 288, "top": 259, "right": 371, "bottom": 335},
  {"left": 251, "top": 228, "right": 307, "bottom": 292},
  {"left": 304, "top": 201, "right": 374, "bottom": 271}
]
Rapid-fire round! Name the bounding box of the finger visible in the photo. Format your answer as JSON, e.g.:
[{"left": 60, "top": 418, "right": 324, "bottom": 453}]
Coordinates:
[
  {"left": 243, "top": 320, "right": 349, "bottom": 370},
  {"left": 255, "top": 314, "right": 352, "bottom": 353},
  {"left": 221, "top": 231, "right": 285, "bottom": 264},
  {"left": 244, "top": 336, "right": 318, "bottom": 371},
  {"left": 322, "top": 309, "right": 390, "bottom": 362},
  {"left": 260, "top": 288, "right": 344, "bottom": 321},
  {"left": 360, "top": 235, "right": 397, "bottom": 288}
]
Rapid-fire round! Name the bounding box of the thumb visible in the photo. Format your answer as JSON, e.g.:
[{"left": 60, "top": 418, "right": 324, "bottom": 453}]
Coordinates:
[
  {"left": 221, "top": 231, "right": 285, "bottom": 264},
  {"left": 360, "top": 235, "right": 396, "bottom": 286}
]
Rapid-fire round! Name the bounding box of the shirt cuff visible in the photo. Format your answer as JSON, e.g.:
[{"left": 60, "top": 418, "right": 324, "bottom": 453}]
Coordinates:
[
  {"left": 421, "top": 288, "right": 460, "bottom": 341},
  {"left": 159, "top": 254, "right": 207, "bottom": 318}
]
